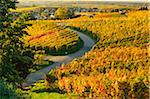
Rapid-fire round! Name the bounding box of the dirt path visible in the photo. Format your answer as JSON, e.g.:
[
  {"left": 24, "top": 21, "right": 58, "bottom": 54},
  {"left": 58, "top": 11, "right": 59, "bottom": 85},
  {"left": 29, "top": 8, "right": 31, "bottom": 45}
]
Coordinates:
[{"left": 22, "top": 29, "right": 95, "bottom": 87}]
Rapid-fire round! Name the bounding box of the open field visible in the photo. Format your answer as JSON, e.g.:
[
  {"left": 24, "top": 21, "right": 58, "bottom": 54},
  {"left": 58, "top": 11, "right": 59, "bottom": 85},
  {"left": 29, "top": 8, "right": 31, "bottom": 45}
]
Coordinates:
[
  {"left": 10, "top": 7, "right": 42, "bottom": 12},
  {"left": 17, "top": 0, "right": 148, "bottom": 8}
]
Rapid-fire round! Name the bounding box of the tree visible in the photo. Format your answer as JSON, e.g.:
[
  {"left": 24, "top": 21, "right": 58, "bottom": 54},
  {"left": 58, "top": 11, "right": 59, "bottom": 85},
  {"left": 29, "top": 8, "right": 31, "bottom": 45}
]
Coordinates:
[
  {"left": 54, "top": 7, "right": 74, "bottom": 19},
  {"left": 0, "top": 80, "right": 19, "bottom": 98},
  {"left": 0, "top": 0, "right": 33, "bottom": 84}
]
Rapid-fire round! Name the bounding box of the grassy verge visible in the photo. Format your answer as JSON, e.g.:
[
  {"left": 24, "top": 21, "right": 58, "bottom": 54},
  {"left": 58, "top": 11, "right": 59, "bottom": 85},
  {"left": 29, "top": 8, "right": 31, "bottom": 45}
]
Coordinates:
[
  {"left": 18, "top": 80, "right": 79, "bottom": 99},
  {"left": 29, "top": 58, "right": 54, "bottom": 73}
]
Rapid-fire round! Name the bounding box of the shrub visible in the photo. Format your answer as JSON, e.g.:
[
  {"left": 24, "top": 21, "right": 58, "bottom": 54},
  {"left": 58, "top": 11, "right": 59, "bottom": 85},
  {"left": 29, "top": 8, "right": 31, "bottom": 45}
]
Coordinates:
[
  {"left": 54, "top": 7, "right": 74, "bottom": 19},
  {"left": 0, "top": 80, "right": 19, "bottom": 99}
]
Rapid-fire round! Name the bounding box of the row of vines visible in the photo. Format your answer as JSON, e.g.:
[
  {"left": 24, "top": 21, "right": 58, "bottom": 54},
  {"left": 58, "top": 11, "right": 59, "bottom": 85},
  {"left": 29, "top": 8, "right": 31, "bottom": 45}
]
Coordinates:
[
  {"left": 24, "top": 21, "right": 83, "bottom": 55},
  {"left": 47, "top": 11, "right": 149, "bottom": 98}
]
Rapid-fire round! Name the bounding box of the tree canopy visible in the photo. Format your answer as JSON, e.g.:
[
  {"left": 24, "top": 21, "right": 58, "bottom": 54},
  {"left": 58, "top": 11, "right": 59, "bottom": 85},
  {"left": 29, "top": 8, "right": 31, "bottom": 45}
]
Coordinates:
[
  {"left": 54, "top": 7, "right": 74, "bottom": 19},
  {"left": 0, "top": 0, "right": 33, "bottom": 84}
]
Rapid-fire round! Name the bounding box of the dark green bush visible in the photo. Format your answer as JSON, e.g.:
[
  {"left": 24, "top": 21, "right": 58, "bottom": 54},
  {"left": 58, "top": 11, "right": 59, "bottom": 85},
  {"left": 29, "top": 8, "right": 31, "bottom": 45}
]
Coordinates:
[{"left": 0, "top": 80, "right": 19, "bottom": 99}]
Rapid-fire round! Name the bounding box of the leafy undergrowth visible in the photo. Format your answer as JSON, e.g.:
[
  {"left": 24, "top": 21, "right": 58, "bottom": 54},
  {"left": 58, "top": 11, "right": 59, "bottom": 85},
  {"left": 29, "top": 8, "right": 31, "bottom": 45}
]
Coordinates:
[{"left": 0, "top": 80, "right": 19, "bottom": 99}]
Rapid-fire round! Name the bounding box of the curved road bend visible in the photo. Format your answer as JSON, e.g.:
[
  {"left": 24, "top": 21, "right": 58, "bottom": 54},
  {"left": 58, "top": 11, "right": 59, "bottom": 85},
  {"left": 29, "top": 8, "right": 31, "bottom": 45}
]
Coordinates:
[{"left": 22, "top": 29, "right": 95, "bottom": 87}]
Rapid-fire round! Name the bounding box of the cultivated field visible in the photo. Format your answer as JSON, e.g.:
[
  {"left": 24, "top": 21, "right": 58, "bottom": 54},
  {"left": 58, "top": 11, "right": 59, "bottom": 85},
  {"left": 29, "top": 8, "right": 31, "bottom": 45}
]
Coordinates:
[{"left": 1, "top": 1, "right": 149, "bottom": 99}]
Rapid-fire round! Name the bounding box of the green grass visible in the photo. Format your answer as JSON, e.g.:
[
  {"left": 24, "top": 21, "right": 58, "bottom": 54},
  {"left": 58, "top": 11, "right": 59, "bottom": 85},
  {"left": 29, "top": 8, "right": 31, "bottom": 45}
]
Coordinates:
[
  {"left": 18, "top": 80, "right": 79, "bottom": 99},
  {"left": 27, "top": 92, "right": 79, "bottom": 99},
  {"left": 29, "top": 53, "right": 54, "bottom": 73},
  {"left": 29, "top": 61, "right": 53, "bottom": 73}
]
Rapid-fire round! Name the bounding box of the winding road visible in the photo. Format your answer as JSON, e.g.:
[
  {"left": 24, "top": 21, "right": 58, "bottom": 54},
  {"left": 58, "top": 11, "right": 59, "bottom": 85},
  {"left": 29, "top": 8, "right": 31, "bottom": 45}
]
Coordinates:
[{"left": 22, "top": 29, "right": 95, "bottom": 87}]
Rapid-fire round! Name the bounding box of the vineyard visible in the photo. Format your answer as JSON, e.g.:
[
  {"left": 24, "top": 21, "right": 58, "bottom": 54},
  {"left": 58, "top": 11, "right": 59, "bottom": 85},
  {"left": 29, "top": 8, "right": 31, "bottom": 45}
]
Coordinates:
[
  {"left": 68, "top": 11, "right": 149, "bottom": 49},
  {"left": 24, "top": 21, "right": 83, "bottom": 55},
  {"left": 45, "top": 11, "right": 149, "bottom": 98},
  {"left": 2, "top": 1, "right": 150, "bottom": 99}
]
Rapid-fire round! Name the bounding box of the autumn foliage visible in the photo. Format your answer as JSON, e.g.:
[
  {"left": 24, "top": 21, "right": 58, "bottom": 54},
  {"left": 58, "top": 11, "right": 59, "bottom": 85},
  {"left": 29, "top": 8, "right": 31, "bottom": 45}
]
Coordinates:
[
  {"left": 24, "top": 21, "right": 83, "bottom": 55},
  {"left": 48, "top": 11, "right": 149, "bottom": 98}
]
